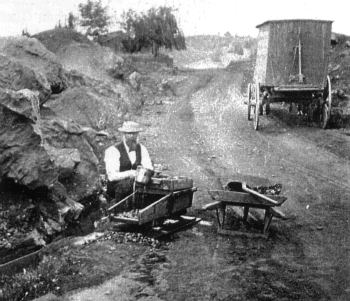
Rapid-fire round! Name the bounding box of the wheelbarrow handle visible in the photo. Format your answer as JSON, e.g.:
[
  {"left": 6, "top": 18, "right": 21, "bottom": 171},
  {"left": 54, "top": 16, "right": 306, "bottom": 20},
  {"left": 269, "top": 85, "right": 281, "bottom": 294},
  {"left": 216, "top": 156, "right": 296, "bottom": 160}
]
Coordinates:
[
  {"left": 107, "top": 191, "right": 136, "bottom": 212},
  {"left": 242, "top": 182, "right": 279, "bottom": 205}
]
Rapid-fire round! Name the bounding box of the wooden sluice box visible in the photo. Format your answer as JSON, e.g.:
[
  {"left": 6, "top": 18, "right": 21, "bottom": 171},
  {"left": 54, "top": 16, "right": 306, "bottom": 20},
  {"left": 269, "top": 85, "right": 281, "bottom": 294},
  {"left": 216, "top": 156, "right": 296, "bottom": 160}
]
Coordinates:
[{"left": 109, "top": 176, "right": 197, "bottom": 226}]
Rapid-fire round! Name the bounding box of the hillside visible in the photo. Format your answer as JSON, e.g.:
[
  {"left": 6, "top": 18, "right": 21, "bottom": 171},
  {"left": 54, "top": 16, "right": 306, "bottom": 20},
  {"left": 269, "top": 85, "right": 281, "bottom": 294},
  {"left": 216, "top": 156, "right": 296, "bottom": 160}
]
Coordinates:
[
  {"left": 328, "top": 33, "right": 350, "bottom": 126},
  {"left": 32, "top": 28, "right": 92, "bottom": 53},
  {"left": 169, "top": 34, "right": 255, "bottom": 69}
]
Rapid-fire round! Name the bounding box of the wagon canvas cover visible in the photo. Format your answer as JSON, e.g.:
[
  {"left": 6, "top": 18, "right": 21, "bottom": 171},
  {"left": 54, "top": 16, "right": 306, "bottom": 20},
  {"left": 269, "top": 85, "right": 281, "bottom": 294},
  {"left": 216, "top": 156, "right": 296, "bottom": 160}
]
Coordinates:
[{"left": 254, "top": 19, "right": 332, "bottom": 89}]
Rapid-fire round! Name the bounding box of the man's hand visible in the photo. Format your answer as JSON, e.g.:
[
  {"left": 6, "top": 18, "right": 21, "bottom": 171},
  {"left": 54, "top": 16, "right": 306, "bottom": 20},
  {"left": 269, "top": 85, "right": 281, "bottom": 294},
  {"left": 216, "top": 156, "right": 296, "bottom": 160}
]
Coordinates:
[{"left": 126, "top": 169, "right": 137, "bottom": 179}]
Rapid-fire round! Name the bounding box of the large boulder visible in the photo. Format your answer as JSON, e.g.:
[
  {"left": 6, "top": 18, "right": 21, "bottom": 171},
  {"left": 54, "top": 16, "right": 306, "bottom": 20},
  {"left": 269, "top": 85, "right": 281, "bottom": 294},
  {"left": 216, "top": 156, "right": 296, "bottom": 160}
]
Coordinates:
[
  {"left": 0, "top": 37, "right": 68, "bottom": 95},
  {"left": 0, "top": 54, "right": 51, "bottom": 103},
  {"left": 0, "top": 88, "right": 100, "bottom": 202},
  {"left": 41, "top": 117, "right": 100, "bottom": 201},
  {"left": 0, "top": 89, "right": 57, "bottom": 188},
  {"left": 45, "top": 79, "right": 144, "bottom": 130},
  {"left": 55, "top": 41, "right": 123, "bottom": 80}
]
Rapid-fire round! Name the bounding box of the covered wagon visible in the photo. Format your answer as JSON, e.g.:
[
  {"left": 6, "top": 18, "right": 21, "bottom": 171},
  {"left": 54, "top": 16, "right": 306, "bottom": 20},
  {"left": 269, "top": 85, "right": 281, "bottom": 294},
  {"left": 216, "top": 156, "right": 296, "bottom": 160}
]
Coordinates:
[{"left": 247, "top": 19, "right": 333, "bottom": 129}]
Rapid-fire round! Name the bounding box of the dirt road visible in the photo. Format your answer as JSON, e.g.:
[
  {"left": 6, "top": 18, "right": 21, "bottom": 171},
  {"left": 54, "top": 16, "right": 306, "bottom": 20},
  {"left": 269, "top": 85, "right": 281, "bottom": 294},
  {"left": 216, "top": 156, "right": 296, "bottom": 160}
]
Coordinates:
[
  {"left": 32, "top": 67, "right": 350, "bottom": 301},
  {"left": 137, "top": 67, "right": 350, "bottom": 300}
]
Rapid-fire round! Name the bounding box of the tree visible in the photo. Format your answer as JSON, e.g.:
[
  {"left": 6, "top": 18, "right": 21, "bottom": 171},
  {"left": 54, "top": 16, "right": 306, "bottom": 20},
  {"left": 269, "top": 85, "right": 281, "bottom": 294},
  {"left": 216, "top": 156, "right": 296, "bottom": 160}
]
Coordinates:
[
  {"left": 67, "top": 12, "right": 77, "bottom": 29},
  {"left": 55, "top": 20, "right": 62, "bottom": 29},
  {"left": 224, "top": 31, "right": 232, "bottom": 38},
  {"left": 121, "top": 6, "right": 186, "bottom": 57},
  {"left": 78, "top": 0, "right": 110, "bottom": 39},
  {"left": 21, "top": 28, "right": 30, "bottom": 37}
]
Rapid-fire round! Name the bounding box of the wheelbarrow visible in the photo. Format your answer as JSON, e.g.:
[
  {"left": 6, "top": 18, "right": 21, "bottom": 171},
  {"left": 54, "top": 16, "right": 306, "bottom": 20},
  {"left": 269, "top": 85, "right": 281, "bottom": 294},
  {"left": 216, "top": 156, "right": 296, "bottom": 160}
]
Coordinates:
[{"left": 203, "top": 181, "right": 287, "bottom": 236}]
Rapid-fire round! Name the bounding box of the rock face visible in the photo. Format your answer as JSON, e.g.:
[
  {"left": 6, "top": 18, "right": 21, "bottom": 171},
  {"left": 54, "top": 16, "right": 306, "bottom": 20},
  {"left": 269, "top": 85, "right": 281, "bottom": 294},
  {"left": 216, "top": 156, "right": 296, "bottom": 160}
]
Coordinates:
[
  {"left": 0, "top": 37, "right": 103, "bottom": 259},
  {"left": 0, "top": 33, "right": 155, "bottom": 262},
  {"left": 0, "top": 36, "right": 100, "bottom": 198},
  {"left": 0, "top": 37, "right": 68, "bottom": 96},
  {"left": 0, "top": 88, "right": 100, "bottom": 200},
  {"left": 46, "top": 77, "right": 144, "bottom": 130},
  {"left": 0, "top": 90, "right": 57, "bottom": 188},
  {"left": 55, "top": 41, "right": 123, "bottom": 81},
  {"left": 0, "top": 54, "right": 51, "bottom": 103}
]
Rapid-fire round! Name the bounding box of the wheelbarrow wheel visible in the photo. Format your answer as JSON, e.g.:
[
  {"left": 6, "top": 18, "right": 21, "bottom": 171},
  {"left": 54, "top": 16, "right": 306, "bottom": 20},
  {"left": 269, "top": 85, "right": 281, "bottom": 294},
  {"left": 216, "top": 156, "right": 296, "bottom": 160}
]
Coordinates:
[
  {"left": 254, "top": 83, "right": 260, "bottom": 130},
  {"left": 247, "top": 83, "right": 252, "bottom": 120},
  {"left": 320, "top": 75, "right": 332, "bottom": 129}
]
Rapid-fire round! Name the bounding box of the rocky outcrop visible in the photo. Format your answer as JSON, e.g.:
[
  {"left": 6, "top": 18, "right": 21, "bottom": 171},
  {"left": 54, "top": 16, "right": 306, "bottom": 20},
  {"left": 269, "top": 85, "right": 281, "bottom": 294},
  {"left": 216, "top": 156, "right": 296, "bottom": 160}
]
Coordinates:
[
  {"left": 54, "top": 41, "right": 123, "bottom": 81},
  {"left": 0, "top": 90, "right": 57, "bottom": 188},
  {"left": 0, "top": 37, "right": 68, "bottom": 96},
  {"left": 0, "top": 34, "right": 146, "bottom": 263},
  {"left": 0, "top": 88, "right": 99, "bottom": 263},
  {"left": 0, "top": 55, "right": 51, "bottom": 103},
  {"left": 0, "top": 88, "right": 100, "bottom": 198},
  {"left": 45, "top": 79, "right": 144, "bottom": 130}
]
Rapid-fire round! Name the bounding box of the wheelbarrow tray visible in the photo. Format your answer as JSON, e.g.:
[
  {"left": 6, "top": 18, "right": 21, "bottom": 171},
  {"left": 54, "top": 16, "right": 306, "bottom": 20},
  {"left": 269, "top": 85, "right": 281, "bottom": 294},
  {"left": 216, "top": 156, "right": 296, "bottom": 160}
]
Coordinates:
[
  {"left": 207, "top": 190, "right": 287, "bottom": 208},
  {"left": 111, "top": 187, "right": 196, "bottom": 225}
]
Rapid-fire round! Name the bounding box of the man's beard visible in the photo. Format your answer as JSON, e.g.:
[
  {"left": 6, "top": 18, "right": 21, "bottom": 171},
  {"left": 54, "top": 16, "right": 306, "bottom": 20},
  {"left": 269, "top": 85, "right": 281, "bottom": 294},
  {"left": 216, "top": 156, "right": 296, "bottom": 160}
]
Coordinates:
[{"left": 127, "top": 139, "right": 137, "bottom": 151}]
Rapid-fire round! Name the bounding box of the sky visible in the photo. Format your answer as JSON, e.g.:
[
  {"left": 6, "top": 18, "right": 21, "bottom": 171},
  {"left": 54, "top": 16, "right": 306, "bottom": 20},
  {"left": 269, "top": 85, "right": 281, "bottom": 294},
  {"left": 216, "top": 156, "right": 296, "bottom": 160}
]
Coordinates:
[{"left": 0, "top": 0, "right": 349, "bottom": 37}]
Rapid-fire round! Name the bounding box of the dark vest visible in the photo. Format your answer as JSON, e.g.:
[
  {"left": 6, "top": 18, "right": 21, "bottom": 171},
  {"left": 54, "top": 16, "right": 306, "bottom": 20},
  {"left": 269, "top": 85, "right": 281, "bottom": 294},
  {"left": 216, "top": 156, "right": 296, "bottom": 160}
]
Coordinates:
[{"left": 116, "top": 142, "right": 142, "bottom": 172}]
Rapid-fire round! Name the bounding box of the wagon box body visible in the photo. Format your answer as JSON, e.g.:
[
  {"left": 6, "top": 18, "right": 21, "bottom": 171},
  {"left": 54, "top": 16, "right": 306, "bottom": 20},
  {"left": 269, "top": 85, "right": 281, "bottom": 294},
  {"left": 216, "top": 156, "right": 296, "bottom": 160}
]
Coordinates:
[
  {"left": 247, "top": 19, "right": 333, "bottom": 130},
  {"left": 254, "top": 19, "right": 332, "bottom": 90}
]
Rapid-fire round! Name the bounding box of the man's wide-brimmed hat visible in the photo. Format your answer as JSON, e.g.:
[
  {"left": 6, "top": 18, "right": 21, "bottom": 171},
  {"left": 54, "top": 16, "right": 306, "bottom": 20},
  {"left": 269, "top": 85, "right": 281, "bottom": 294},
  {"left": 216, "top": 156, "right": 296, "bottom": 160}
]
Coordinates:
[{"left": 118, "top": 121, "right": 143, "bottom": 133}]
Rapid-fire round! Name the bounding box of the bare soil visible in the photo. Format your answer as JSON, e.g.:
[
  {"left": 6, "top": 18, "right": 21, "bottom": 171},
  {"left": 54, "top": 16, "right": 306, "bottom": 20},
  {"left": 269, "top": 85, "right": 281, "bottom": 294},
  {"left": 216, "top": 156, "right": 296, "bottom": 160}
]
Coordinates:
[{"left": 3, "top": 65, "right": 350, "bottom": 301}]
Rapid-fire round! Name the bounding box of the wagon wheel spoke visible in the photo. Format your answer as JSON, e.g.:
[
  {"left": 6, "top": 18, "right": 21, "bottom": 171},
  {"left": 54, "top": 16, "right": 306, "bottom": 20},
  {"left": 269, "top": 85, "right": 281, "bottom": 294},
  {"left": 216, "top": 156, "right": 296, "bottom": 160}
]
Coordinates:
[
  {"left": 320, "top": 75, "right": 332, "bottom": 129},
  {"left": 320, "top": 104, "right": 329, "bottom": 129},
  {"left": 247, "top": 83, "right": 252, "bottom": 120},
  {"left": 254, "top": 83, "right": 260, "bottom": 130}
]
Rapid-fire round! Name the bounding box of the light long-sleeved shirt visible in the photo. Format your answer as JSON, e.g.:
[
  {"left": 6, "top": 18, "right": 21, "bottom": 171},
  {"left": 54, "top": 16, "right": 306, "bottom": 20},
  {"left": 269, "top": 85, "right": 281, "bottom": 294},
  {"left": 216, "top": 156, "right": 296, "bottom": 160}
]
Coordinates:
[{"left": 104, "top": 141, "right": 153, "bottom": 182}]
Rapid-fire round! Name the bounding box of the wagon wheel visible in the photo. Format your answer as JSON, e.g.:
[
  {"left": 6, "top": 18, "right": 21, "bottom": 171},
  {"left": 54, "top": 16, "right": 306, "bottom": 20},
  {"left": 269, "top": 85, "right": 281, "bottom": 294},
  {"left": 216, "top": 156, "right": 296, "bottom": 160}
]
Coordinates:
[
  {"left": 320, "top": 75, "right": 332, "bottom": 129},
  {"left": 247, "top": 83, "right": 253, "bottom": 120},
  {"left": 215, "top": 204, "right": 226, "bottom": 228},
  {"left": 253, "top": 83, "right": 260, "bottom": 130}
]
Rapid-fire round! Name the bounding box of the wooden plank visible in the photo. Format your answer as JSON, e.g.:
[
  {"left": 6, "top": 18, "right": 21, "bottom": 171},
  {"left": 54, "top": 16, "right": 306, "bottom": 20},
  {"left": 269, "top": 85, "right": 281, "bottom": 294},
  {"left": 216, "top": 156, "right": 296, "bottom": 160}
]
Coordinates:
[
  {"left": 263, "top": 208, "right": 273, "bottom": 234},
  {"left": 110, "top": 215, "right": 139, "bottom": 224},
  {"left": 143, "top": 177, "right": 194, "bottom": 191},
  {"left": 208, "top": 190, "right": 286, "bottom": 207},
  {"left": 208, "top": 190, "right": 256, "bottom": 203},
  {"left": 270, "top": 207, "right": 286, "bottom": 219},
  {"left": 202, "top": 201, "right": 222, "bottom": 211},
  {"left": 242, "top": 183, "right": 279, "bottom": 205},
  {"left": 139, "top": 193, "right": 172, "bottom": 224},
  {"left": 135, "top": 186, "right": 196, "bottom": 195},
  {"left": 254, "top": 25, "right": 269, "bottom": 84},
  {"left": 243, "top": 206, "right": 249, "bottom": 222},
  {"left": 171, "top": 193, "right": 192, "bottom": 212},
  {"left": 217, "top": 228, "right": 268, "bottom": 239},
  {"left": 138, "top": 189, "right": 194, "bottom": 224},
  {"left": 107, "top": 192, "right": 136, "bottom": 212},
  {"left": 0, "top": 248, "right": 42, "bottom": 276}
]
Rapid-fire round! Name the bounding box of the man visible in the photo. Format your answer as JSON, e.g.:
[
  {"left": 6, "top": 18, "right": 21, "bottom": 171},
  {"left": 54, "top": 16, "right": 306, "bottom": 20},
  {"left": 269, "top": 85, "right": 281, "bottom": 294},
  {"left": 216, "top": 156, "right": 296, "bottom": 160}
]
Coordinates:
[{"left": 104, "top": 121, "right": 153, "bottom": 206}]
